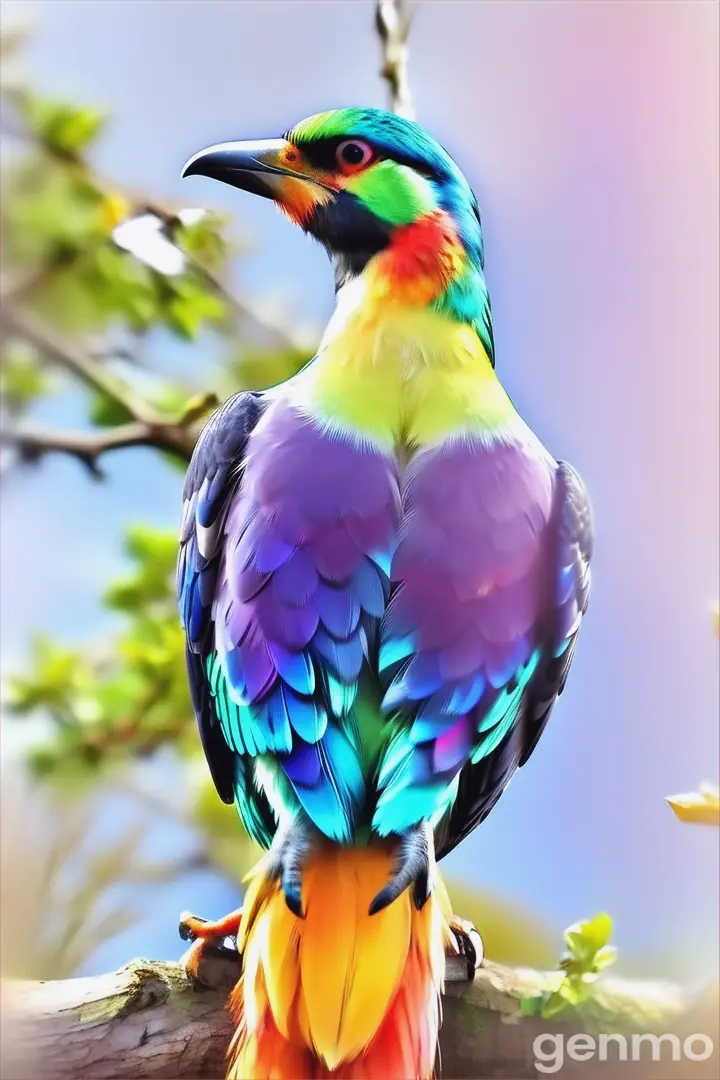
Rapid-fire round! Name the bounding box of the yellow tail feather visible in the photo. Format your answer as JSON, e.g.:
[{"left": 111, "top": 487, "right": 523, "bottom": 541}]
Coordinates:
[{"left": 227, "top": 841, "right": 454, "bottom": 1080}]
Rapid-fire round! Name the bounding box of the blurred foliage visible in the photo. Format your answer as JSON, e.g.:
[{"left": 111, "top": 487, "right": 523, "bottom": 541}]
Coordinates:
[
  {"left": 0, "top": 39, "right": 308, "bottom": 400},
  {"left": 0, "top": 31, "right": 308, "bottom": 976},
  {"left": 521, "top": 912, "right": 618, "bottom": 1020},
  {"left": 0, "top": 776, "right": 141, "bottom": 979},
  {"left": 0, "top": 339, "right": 52, "bottom": 415},
  {"left": 8, "top": 526, "right": 194, "bottom": 778},
  {"left": 446, "top": 879, "right": 556, "bottom": 969}
]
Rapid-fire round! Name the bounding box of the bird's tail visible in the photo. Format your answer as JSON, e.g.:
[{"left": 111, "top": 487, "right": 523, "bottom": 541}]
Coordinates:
[{"left": 227, "top": 839, "right": 454, "bottom": 1080}]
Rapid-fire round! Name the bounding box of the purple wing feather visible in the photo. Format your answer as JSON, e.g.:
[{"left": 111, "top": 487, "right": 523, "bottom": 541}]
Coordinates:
[
  {"left": 210, "top": 395, "right": 400, "bottom": 841},
  {"left": 372, "top": 435, "right": 591, "bottom": 843},
  {"left": 435, "top": 460, "right": 593, "bottom": 857}
]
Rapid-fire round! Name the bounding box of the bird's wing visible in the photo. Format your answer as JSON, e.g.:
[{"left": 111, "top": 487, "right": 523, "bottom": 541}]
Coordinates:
[
  {"left": 434, "top": 460, "right": 593, "bottom": 858},
  {"left": 177, "top": 390, "right": 277, "bottom": 847},
  {"left": 372, "top": 439, "right": 592, "bottom": 851},
  {"left": 181, "top": 390, "right": 399, "bottom": 846}
]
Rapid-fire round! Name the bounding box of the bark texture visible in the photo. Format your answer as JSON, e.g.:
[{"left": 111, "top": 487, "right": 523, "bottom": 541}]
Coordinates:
[{"left": 2, "top": 946, "right": 717, "bottom": 1080}]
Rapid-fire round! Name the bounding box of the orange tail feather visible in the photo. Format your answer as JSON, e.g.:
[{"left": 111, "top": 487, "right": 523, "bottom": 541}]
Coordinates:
[{"left": 227, "top": 841, "right": 453, "bottom": 1080}]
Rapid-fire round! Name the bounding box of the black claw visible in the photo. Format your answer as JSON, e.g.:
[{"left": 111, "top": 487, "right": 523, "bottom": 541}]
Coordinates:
[
  {"left": 412, "top": 864, "right": 431, "bottom": 910},
  {"left": 283, "top": 888, "right": 305, "bottom": 919},
  {"left": 368, "top": 886, "right": 394, "bottom": 917},
  {"left": 369, "top": 824, "right": 433, "bottom": 915},
  {"left": 178, "top": 913, "right": 207, "bottom": 942},
  {"left": 452, "top": 923, "right": 484, "bottom": 979},
  {"left": 267, "top": 815, "right": 315, "bottom": 919}
]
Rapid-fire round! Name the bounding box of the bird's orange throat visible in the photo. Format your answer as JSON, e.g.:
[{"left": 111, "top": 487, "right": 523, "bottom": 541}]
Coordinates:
[
  {"left": 227, "top": 843, "right": 454, "bottom": 1080},
  {"left": 372, "top": 210, "right": 467, "bottom": 306}
]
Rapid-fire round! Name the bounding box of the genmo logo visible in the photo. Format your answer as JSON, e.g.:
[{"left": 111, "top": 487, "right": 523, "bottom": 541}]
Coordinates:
[{"left": 533, "top": 1032, "right": 716, "bottom": 1074}]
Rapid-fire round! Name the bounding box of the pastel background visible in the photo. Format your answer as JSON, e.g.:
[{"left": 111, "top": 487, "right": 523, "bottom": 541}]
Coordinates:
[{"left": 1, "top": 0, "right": 718, "bottom": 981}]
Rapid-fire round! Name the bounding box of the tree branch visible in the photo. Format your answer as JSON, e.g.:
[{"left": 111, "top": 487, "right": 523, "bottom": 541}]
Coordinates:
[
  {"left": 1, "top": 309, "right": 165, "bottom": 427},
  {"left": 2, "top": 948, "right": 715, "bottom": 1080},
  {"left": 0, "top": 309, "right": 220, "bottom": 472},
  {"left": 376, "top": 0, "right": 415, "bottom": 120},
  {"left": 0, "top": 421, "right": 192, "bottom": 478}
]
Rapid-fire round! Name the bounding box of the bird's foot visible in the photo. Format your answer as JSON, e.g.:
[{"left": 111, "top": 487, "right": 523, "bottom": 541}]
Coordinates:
[
  {"left": 369, "top": 822, "right": 434, "bottom": 915},
  {"left": 266, "top": 814, "right": 319, "bottom": 919},
  {"left": 450, "top": 915, "right": 484, "bottom": 979},
  {"left": 178, "top": 907, "right": 244, "bottom": 981}
]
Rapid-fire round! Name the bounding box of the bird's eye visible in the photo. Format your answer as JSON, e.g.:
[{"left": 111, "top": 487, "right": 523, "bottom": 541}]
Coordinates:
[{"left": 336, "top": 139, "right": 374, "bottom": 174}]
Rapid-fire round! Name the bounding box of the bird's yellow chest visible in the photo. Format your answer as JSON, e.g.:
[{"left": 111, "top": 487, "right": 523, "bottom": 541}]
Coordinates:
[{"left": 297, "top": 283, "right": 514, "bottom": 449}]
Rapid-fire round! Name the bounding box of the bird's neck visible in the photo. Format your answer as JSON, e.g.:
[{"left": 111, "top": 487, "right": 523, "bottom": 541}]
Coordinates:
[
  {"left": 296, "top": 224, "right": 514, "bottom": 449},
  {"left": 329, "top": 209, "right": 494, "bottom": 363}
]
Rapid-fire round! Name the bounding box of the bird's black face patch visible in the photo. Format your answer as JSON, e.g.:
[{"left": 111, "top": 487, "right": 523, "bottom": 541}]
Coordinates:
[{"left": 304, "top": 191, "right": 395, "bottom": 284}]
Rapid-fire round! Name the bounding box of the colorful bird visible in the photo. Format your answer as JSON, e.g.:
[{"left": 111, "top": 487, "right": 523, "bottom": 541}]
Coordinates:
[{"left": 177, "top": 107, "right": 593, "bottom": 1080}]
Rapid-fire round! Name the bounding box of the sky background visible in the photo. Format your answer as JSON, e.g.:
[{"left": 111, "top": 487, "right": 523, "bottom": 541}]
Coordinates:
[{"left": 1, "top": 0, "right": 718, "bottom": 981}]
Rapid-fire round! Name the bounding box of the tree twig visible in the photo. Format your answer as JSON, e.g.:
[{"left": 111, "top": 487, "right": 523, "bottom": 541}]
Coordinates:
[
  {"left": 0, "top": 309, "right": 221, "bottom": 473},
  {"left": 0, "top": 421, "right": 193, "bottom": 478},
  {"left": 1, "top": 310, "right": 167, "bottom": 426},
  {"left": 2, "top": 950, "right": 714, "bottom": 1080},
  {"left": 376, "top": 0, "right": 415, "bottom": 120}
]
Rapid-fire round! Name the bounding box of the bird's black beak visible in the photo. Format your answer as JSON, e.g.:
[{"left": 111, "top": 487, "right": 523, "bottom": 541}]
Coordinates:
[
  {"left": 182, "top": 139, "right": 292, "bottom": 199},
  {"left": 181, "top": 138, "right": 334, "bottom": 221}
]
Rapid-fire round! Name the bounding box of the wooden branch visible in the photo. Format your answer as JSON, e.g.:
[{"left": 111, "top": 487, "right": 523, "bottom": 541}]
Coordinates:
[
  {"left": 1, "top": 310, "right": 165, "bottom": 427},
  {"left": 0, "top": 420, "right": 193, "bottom": 477},
  {"left": 2, "top": 946, "right": 716, "bottom": 1080},
  {"left": 0, "top": 313, "right": 219, "bottom": 473},
  {"left": 376, "top": 0, "right": 415, "bottom": 120}
]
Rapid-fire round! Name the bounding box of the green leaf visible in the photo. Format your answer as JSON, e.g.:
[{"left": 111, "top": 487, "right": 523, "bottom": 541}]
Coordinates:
[
  {"left": 3, "top": 161, "right": 107, "bottom": 264},
  {"left": 592, "top": 945, "right": 618, "bottom": 973},
  {"left": 520, "top": 995, "right": 541, "bottom": 1017},
  {"left": 151, "top": 385, "right": 196, "bottom": 417},
  {"left": 0, "top": 340, "right": 51, "bottom": 414},
  {"left": 88, "top": 391, "right": 134, "bottom": 427},
  {"left": 23, "top": 95, "right": 107, "bottom": 154},
  {"left": 84, "top": 244, "right": 160, "bottom": 331},
  {"left": 560, "top": 978, "right": 590, "bottom": 1006},
  {"left": 104, "top": 526, "right": 177, "bottom": 612},
  {"left": 164, "top": 276, "right": 226, "bottom": 340},
  {"left": 6, "top": 637, "right": 94, "bottom": 721},
  {"left": 124, "top": 524, "right": 177, "bottom": 565},
  {"left": 175, "top": 212, "right": 229, "bottom": 271},
  {"left": 540, "top": 989, "right": 571, "bottom": 1018},
  {"left": 564, "top": 912, "right": 613, "bottom": 960}
]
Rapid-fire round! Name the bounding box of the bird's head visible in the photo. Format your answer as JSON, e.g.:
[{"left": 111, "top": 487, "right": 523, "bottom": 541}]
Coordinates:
[{"left": 182, "top": 107, "right": 486, "bottom": 288}]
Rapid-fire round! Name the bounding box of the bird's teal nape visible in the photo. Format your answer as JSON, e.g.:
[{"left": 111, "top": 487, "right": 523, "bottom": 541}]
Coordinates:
[{"left": 178, "top": 104, "right": 593, "bottom": 1080}]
